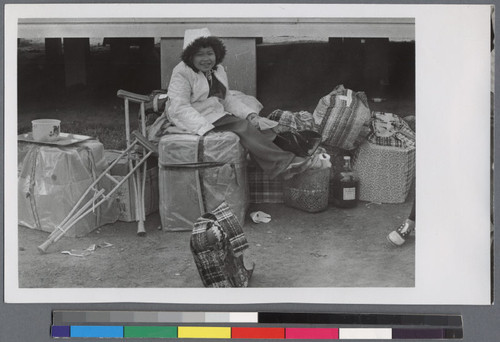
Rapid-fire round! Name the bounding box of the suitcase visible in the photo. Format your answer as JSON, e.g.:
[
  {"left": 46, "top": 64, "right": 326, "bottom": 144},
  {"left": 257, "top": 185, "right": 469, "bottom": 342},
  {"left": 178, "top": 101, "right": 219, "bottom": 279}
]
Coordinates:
[
  {"left": 18, "top": 140, "right": 119, "bottom": 237},
  {"left": 158, "top": 132, "right": 248, "bottom": 231}
]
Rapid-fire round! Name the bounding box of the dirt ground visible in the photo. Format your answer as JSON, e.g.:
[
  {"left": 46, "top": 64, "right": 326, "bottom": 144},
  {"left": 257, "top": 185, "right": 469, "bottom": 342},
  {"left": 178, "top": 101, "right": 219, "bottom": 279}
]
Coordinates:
[
  {"left": 18, "top": 201, "right": 414, "bottom": 288},
  {"left": 15, "top": 39, "right": 415, "bottom": 289}
]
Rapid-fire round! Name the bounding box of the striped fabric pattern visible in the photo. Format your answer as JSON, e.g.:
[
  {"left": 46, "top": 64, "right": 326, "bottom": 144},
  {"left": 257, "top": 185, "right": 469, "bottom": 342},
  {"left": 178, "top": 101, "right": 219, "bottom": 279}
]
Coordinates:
[{"left": 313, "top": 85, "right": 371, "bottom": 150}]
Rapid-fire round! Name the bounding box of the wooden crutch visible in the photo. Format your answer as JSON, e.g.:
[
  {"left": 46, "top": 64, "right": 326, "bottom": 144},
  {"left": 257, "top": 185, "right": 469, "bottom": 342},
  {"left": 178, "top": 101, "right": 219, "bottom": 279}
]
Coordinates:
[
  {"left": 117, "top": 90, "right": 151, "bottom": 236},
  {"left": 38, "top": 131, "right": 158, "bottom": 253}
]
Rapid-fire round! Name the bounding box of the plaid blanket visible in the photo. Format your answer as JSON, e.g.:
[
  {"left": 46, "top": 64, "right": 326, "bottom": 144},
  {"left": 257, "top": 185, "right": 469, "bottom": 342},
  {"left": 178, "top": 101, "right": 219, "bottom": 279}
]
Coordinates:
[
  {"left": 247, "top": 163, "right": 284, "bottom": 203},
  {"left": 190, "top": 202, "right": 253, "bottom": 288}
]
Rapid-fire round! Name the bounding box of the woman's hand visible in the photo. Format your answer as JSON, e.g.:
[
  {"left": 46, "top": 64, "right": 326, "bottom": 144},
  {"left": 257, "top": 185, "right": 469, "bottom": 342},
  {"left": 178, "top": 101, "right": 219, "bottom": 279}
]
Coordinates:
[{"left": 246, "top": 113, "right": 260, "bottom": 128}]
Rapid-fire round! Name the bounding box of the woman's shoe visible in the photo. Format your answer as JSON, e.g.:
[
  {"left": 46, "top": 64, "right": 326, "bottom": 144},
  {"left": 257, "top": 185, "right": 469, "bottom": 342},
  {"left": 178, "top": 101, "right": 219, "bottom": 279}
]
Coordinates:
[{"left": 387, "top": 219, "right": 415, "bottom": 246}]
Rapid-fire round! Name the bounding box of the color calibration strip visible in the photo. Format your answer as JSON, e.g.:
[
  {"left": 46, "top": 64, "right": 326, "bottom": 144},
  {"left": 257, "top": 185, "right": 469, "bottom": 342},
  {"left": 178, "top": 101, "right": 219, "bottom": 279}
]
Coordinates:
[
  {"left": 52, "top": 311, "right": 463, "bottom": 339},
  {"left": 52, "top": 326, "right": 464, "bottom": 339},
  {"left": 52, "top": 311, "right": 463, "bottom": 326}
]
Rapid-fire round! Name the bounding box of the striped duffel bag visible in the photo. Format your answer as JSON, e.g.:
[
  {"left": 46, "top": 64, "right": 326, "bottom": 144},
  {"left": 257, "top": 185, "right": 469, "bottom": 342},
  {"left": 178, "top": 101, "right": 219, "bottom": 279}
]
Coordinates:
[{"left": 313, "top": 84, "right": 371, "bottom": 150}]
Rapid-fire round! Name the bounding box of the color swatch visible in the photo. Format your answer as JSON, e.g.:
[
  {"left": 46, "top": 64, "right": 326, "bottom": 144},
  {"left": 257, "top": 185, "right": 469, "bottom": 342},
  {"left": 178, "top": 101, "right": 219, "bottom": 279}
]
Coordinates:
[
  {"left": 51, "top": 310, "right": 463, "bottom": 339},
  {"left": 52, "top": 326, "right": 464, "bottom": 339}
]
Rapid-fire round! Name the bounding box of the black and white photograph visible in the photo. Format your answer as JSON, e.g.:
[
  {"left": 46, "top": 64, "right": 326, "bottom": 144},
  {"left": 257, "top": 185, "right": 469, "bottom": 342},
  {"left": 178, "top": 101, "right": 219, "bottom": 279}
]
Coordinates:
[{"left": 4, "top": 4, "right": 492, "bottom": 305}]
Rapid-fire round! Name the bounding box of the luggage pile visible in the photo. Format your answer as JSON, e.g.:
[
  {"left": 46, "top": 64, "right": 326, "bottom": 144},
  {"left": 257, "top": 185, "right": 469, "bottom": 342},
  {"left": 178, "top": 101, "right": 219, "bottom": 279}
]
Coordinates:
[{"left": 265, "top": 84, "right": 416, "bottom": 206}]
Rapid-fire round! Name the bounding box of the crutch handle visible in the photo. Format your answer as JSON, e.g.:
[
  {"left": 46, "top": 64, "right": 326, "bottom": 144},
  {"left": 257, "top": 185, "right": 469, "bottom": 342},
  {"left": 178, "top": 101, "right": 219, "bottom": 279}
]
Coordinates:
[
  {"left": 117, "top": 90, "right": 150, "bottom": 103},
  {"left": 132, "top": 130, "right": 158, "bottom": 156}
]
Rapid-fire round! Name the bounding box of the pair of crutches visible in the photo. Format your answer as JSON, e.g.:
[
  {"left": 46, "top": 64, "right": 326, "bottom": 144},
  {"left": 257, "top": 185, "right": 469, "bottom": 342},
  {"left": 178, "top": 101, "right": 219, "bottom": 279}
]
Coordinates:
[{"left": 38, "top": 90, "right": 157, "bottom": 253}]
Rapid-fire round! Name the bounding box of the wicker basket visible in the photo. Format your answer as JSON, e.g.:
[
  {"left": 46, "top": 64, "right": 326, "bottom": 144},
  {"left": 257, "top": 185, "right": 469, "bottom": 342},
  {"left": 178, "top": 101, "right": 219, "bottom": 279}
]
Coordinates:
[{"left": 283, "top": 168, "right": 330, "bottom": 213}]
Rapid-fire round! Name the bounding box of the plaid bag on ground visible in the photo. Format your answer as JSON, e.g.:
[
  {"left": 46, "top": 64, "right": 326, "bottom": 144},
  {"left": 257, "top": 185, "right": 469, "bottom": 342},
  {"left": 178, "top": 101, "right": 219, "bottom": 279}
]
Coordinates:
[
  {"left": 190, "top": 202, "right": 254, "bottom": 288},
  {"left": 367, "top": 112, "right": 416, "bottom": 148},
  {"left": 313, "top": 84, "right": 371, "bottom": 150}
]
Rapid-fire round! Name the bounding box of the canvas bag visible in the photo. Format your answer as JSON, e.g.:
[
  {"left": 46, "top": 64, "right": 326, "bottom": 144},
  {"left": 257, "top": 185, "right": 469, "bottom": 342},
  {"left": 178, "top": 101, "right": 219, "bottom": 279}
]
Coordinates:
[
  {"left": 367, "top": 112, "right": 416, "bottom": 148},
  {"left": 190, "top": 201, "right": 254, "bottom": 288},
  {"left": 313, "top": 84, "right": 371, "bottom": 150}
]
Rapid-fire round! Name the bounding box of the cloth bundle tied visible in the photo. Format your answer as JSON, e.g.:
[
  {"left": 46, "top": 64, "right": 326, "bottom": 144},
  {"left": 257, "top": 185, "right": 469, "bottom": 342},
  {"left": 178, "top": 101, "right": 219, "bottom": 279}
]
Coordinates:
[{"left": 368, "top": 112, "right": 415, "bottom": 148}]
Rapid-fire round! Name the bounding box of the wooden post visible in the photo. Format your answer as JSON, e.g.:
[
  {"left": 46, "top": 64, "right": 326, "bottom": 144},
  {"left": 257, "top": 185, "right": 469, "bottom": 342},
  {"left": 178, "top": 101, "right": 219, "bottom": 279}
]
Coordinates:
[
  {"left": 63, "top": 38, "right": 90, "bottom": 87},
  {"left": 45, "top": 38, "right": 64, "bottom": 87}
]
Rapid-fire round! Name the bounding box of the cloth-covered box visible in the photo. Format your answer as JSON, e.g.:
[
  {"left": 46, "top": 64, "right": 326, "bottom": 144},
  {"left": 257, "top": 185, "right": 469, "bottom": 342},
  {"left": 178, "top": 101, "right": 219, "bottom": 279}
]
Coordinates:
[
  {"left": 18, "top": 140, "right": 119, "bottom": 237},
  {"left": 104, "top": 151, "right": 159, "bottom": 222},
  {"left": 247, "top": 162, "right": 284, "bottom": 203},
  {"left": 353, "top": 142, "right": 415, "bottom": 204},
  {"left": 158, "top": 132, "right": 248, "bottom": 231}
]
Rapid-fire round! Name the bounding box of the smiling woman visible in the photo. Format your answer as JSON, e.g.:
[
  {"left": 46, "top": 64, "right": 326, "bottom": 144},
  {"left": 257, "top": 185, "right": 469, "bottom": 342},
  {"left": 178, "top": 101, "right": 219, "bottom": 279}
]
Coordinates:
[
  {"left": 192, "top": 47, "right": 217, "bottom": 73},
  {"left": 165, "top": 28, "right": 327, "bottom": 180}
]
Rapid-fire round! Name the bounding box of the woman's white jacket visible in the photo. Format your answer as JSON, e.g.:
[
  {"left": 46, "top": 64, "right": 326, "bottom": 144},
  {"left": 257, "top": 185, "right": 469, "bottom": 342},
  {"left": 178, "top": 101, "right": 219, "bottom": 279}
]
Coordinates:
[{"left": 166, "top": 62, "right": 257, "bottom": 136}]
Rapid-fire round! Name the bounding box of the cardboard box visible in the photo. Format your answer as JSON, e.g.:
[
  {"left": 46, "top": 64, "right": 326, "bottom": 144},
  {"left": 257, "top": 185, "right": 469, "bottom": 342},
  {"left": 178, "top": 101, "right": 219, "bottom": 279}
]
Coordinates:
[
  {"left": 105, "top": 150, "right": 159, "bottom": 222},
  {"left": 113, "top": 167, "right": 159, "bottom": 222}
]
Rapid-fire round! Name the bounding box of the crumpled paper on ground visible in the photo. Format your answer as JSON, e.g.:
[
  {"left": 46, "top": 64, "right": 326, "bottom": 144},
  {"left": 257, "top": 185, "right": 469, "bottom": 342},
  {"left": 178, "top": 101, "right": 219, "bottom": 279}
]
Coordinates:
[
  {"left": 61, "top": 242, "right": 113, "bottom": 257},
  {"left": 250, "top": 211, "right": 271, "bottom": 223}
]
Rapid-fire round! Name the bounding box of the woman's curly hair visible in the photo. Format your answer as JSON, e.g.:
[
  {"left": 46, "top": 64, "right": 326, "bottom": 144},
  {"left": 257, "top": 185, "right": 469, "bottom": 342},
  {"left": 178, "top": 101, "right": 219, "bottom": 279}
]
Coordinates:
[{"left": 182, "top": 36, "right": 227, "bottom": 71}]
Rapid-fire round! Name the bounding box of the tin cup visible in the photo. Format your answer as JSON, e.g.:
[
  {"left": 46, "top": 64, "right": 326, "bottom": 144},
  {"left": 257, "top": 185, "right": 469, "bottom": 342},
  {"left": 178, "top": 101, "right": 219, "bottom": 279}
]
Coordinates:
[{"left": 32, "top": 119, "right": 61, "bottom": 142}]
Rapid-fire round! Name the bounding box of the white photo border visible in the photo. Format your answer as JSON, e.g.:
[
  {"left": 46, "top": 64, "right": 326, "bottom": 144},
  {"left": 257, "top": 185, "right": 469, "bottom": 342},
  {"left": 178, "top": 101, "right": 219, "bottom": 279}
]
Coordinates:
[{"left": 4, "top": 3, "right": 492, "bottom": 304}]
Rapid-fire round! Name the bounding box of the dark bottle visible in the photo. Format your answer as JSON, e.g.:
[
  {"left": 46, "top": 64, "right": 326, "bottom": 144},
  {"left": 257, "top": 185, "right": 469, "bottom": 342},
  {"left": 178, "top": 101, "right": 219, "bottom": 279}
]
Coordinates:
[{"left": 331, "top": 156, "right": 359, "bottom": 208}]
